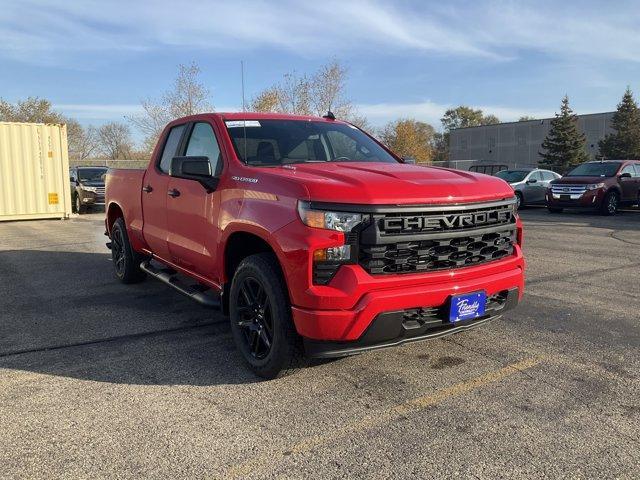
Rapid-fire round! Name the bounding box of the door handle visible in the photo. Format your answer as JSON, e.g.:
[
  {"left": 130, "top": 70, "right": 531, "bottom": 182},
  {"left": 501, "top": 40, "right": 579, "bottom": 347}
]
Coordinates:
[
  {"left": 168, "top": 189, "right": 181, "bottom": 198},
  {"left": 142, "top": 184, "right": 153, "bottom": 193}
]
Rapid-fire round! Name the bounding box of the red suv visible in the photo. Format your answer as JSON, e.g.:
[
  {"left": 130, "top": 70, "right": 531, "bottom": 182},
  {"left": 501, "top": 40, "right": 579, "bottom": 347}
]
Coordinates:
[{"left": 547, "top": 160, "right": 640, "bottom": 215}]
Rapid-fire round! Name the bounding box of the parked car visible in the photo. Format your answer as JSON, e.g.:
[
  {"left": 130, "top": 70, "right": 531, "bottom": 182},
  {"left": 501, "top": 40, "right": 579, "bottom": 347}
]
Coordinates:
[
  {"left": 546, "top": 160, "right": 640, "bottom": 215},
  {"left": 469, "top": 164, "right": 507, "bottom": 176},
  {"left": 105, "top": 112, "right": 525, "bottom": 379},
  {"left": 495, "top": 168, "right": 561, "bottom": 209},
  {"left": 70, "top": 166, "right": 107, "bottom": 214}
]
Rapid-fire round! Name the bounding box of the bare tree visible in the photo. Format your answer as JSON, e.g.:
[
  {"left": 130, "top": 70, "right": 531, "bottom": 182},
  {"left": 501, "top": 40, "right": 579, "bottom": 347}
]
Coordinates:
[
  {"left": 250, "top": 60, "right": 366, "bottom": 125},
  {"left": 275, "top": 72, "right": 312, "bottom": 115},
  {"left": 129, "top": 62, "right": 213, "bottom": 151},
  {"left": 0, "top": 96, "right": 66, "bottom": 123},
  {"left": 309, "top": 61, "right": 353, "bottom": 118},
  {"left": 67, "top": 119, "right": 99, "bottom": 160},
  {"left": 0, "top": 97, "right": 100, "bottom": 160},
  {"left": 98, "top": 122, "right": 133, "bottom": 160}
]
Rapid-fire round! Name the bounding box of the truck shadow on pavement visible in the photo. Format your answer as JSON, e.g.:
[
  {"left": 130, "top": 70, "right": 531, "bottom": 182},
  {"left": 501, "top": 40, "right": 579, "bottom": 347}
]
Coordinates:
[{"left": 0, "top": 249, "right": 265, "bottom": 386}]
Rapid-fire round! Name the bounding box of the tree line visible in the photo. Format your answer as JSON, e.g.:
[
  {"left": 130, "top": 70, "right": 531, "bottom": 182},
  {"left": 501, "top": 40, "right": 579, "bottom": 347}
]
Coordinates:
[
  {"left": 0, "top": 97, "right": 139, "bottom": 160},
  {"left": 4, "top": 60, "right": 636, "bottom": 169},
  {"left": 0, "top": 61, "right": 504, "bottom": 164},
  {"left": 539, "top": 89, "right": 640, "bottom": 173}
]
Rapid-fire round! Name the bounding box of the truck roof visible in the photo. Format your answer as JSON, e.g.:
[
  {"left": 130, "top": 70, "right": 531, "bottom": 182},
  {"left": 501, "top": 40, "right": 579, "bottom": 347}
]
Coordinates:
[{"left": 174, "top": 111, "right": 347, "bottom": 124}]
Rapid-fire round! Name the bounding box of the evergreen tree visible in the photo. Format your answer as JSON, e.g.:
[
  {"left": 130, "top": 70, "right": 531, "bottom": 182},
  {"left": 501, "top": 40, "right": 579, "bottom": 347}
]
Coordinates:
[
  {"left": 539, "top": 96, "right": 588, "bottom": 172},
  {"left": 598, "top": 87, "right": 640, "bottom": 159}
]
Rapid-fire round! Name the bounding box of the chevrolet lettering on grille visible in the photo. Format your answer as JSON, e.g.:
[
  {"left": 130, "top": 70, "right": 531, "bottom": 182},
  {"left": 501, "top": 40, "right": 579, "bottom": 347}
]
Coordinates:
[{"left": 382, "top": 209, "right": 512, "bottom": 233}]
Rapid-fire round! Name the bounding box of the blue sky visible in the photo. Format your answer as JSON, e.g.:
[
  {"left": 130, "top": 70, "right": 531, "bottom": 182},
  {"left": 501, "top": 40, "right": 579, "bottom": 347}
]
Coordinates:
[{"left": 2, "top": 0, "right": 640, "bottom": 140}]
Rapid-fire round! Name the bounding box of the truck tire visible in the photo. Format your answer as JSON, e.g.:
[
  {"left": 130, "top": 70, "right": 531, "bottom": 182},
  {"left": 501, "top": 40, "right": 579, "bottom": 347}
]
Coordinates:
[
  {"left": 229, "top": 253, "right": 306, "bottom": 379},
  {"left": 600, "top": 190, "right": 619, "bottom": 216},
  {"left": 514, "top": 191, "right": 524, "bottom": 210},
  {"left": 74, "top": 194, "right": 85, "bottom": 214},
  {"left": 110, "top": 217, "right": 147, "bottom": 284}
]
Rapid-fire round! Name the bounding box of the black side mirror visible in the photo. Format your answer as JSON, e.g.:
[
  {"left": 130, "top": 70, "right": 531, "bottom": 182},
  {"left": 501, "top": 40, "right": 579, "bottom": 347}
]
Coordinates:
[
  {"left": 170, "top": 156, "right": 219, "bottom": 192},
  {"left": 402, "top": 156, "right": 416, "bottom": 165},
  {"left": 619, "top": 172, "right": 632, "bottom": 179},
  {"left": 527, "top": 178, "right": 538, "bottom": 184}
]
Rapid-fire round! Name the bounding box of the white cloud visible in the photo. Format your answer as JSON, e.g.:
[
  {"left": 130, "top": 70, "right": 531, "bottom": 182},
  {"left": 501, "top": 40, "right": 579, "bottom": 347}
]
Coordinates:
[
  {"left": 53, "top": 103, "right": 241, "bottom": 121},
  {"left": 357, "top": 100, "right": 555, "bottom": 128},
  {"left": 53, "top": 104, "right": 143, "bottom": 120},
  {"left": 0, "top": 0, "right": 495, "bottom": 64},
  {"left": 5, "top": 0, "right": 639, "bottom": 65}
]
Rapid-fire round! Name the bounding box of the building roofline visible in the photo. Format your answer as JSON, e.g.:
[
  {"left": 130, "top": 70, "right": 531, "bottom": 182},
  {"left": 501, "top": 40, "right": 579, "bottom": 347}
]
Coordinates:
[{"left": 450, "top": 111, "right": 616, "bottom": 132}]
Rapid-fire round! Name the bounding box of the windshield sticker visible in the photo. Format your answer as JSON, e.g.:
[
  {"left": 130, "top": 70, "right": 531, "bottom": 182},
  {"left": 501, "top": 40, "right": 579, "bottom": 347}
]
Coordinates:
[{"left": 225, "top": 120, "right": 261, "bottom": 128}]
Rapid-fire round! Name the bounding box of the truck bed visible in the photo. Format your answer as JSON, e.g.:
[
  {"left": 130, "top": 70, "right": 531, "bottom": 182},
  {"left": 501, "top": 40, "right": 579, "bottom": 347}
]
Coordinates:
[{"left": 105, "top": 168, "right": 146, "bottom": 250}]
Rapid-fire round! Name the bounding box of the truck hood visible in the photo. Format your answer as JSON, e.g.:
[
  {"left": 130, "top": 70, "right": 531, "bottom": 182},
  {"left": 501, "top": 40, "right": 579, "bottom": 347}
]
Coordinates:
[
  {"left": 551, "top": 176, "right": 610, "bottom": 185},
  {"left": 266, "top": 162, "right": 514, "bottom": 205}
]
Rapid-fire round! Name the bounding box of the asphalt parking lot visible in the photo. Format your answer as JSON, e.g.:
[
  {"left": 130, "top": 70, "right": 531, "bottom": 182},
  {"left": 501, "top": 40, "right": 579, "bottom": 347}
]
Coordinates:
[{"left": 1, "top": 208, "right": 639, "bottom": 479}]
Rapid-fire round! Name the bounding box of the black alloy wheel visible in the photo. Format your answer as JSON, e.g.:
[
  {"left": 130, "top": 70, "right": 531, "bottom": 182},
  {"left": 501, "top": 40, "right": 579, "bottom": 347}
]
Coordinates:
[
  {"left": 110, "top": 217, "right": 147, "bottom": 284},
  {"left": 75, "top": 194, "right": 83, "bottom": 214},
  {"left": 235, "top": 276, "right": 274, "bottom": 360},
  {"left": 111, "top": 225, "right": 126, "bottom": 277},
  {"left": 229, "top": 253, "right": 306, "bottom": 379},
  {"left": 601, "top": 191, "right": 619, "bottom": 216},
  {"left": 515, "top": 191, "right": 523, "bottom": 210}
]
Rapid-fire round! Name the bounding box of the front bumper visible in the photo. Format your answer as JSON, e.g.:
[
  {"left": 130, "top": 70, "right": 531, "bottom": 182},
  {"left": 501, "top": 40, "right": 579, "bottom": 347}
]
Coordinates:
[
  {"left": 78, "top": 190, "right": 105, "bottom": 206},
  {"left": 305, "top": 287, "right": 519, "bottom": 358},
  {"left": 546, "top": 189, "right": 604, "bottom": 208},
  {"left": 292, "top": 260, "right": 524, "bottom": 342}
]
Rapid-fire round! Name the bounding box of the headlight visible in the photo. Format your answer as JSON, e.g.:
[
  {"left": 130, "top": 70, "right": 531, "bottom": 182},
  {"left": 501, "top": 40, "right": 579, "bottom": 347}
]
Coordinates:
[
  {"left": 297, "top": 201, "right": 363, "bottom": 232},
  {"left": 81, "top": 185, "right": 98, "bottom": 193},
  {"left": 586, "top": 183, "right": 605, "bottom": 190}
]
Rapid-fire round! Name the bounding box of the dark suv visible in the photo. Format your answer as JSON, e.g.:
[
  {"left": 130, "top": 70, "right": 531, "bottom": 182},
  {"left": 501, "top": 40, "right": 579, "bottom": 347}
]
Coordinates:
[
  {"left": 546, "top": 160, "right": 640, "bottom": 215},
  {"left": 70, "top": 166, "right": 107, "bottom": 214}
]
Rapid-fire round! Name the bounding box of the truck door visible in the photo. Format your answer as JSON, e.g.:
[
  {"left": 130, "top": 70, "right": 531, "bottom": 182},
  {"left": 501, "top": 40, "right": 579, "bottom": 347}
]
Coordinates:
[
  {"left": 524, "top": 171, "right": 546, "bottom": 203},
  {"left": 166, "top": 121, "right": 223, "bottom": 282},
  {"left": 539, "top": 171, "right": 556, "bottom": 202},
  {"left": 141, "top": 124, "right": 186, "bottom": 261},
  {"left": 618, "top": 163, "right": 637, "bottom": 202}
]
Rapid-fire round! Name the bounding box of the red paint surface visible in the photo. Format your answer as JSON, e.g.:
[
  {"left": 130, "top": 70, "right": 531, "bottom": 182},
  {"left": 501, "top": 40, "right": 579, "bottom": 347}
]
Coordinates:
[{"left": 106, "top": 113, "right": 525, "bottom": 342}]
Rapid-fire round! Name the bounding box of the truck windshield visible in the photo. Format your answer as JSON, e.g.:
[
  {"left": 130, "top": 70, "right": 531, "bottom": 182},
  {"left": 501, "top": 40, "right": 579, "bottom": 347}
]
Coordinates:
[
  {"left": 225, "top": 120, "right": 398, "bottom": 166},
  {"left": 77, "top": 168, "right": 107, "bottom": 182},
  {"left": 565, "top": 162, "right": 620, "bottom": 177},
  {"left": 495, "top": 170, "right": 529, "bottom": 182}
]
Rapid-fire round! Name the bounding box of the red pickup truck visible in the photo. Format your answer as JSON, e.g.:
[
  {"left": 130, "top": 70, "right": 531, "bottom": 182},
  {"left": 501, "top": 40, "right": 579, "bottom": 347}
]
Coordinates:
[{"left": 106, "top": 112, "right": 524, "bottom": 379}]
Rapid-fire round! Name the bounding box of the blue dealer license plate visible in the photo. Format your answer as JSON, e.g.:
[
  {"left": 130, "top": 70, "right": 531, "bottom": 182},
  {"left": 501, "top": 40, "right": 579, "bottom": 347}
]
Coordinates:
[{"left": 449, "top": 291, "right": 487, "bottom": 323}]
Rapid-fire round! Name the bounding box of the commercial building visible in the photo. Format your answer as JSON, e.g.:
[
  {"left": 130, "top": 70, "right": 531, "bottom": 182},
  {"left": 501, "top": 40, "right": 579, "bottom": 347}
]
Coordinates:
[{"left": 448, "top": 112, "right": 614, "bottom": 171}]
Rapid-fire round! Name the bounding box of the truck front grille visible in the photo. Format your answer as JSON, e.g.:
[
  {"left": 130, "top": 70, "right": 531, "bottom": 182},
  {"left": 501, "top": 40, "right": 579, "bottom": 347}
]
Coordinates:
[
  {"left": 550, "top": 184, "right": 587, "bottom": 195},
  {"left": 357, "top": 200, "right": 517, "bottom": 275}
]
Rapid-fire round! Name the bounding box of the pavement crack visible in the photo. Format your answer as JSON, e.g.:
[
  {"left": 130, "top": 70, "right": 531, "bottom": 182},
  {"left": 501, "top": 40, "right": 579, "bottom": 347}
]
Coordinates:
[
  {"left": 442, "top": 337, "right": 640, "bottom": 449},
  {"left": 609, "top": 230, "right": 640, "bottom": 246},
  {"left": 0, "top": 321, "right": 227, "bottom": 359}
]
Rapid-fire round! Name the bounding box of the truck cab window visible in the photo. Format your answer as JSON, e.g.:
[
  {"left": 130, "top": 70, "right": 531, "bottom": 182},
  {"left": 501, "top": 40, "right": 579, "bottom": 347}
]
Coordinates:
[
  {"left": 185, "top": 122, "right": 222, "bottom": 175},
  {"left": 226, "top": 120, "right": 397, "bottom": 166},
  {"left": 159, "top": 125, "right": 185, "bottom": 173},
  {"left": 620, "top": 164, "right": 635, "bottom": 176},
  {"left": 326, "top": 130, "right": 372, "bottom": 161}
]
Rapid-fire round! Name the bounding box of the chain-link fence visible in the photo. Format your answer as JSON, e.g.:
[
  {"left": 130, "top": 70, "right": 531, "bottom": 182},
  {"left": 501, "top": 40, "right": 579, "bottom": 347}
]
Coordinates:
[{"left": 69, "top": 159, "right": 148, "bottom": 169}]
